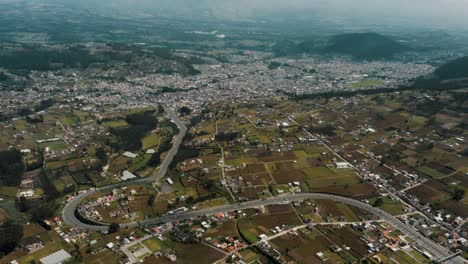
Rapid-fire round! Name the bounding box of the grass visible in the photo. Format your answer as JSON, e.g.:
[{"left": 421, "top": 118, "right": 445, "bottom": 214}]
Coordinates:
[
  {"left": 336, "top": 203, "right": 360, "bottom": 221},
  {"left": 13, "top": 119, "right": 28, "bottom": 130},
  {"left": 102, "top": 119, "right": 129, "bottom": 128},
  {"left": 392, "top": 249, "right": 420, "bottom": 264},
  {"left": 0, "top": 186, "right": 18, "bottom": 197},
  {"left": 238, "top": 219, "right": 263, "bottom": 244},
  {"left": 142, "top": 237, "right": 162, "bottom": 252},
  {"left": 369, "top": 197, "right": 406, "bottom": 215},
  {"left": 141, "top": 133, "right": 160, "bottom": 150},
  {"left": 303, "top": 166, "right": 335, "bottom": 178},
  {"left": 307, "top": 174, "right": 361, "bottom": 189},
  {"left": 239, "top": 248, "right": 261, "bottom": 263},
  {"left": 416, "top": 166, "right": 445, "bottom": 178},
  {"left": 60, "top": 115, "right": 80, "bottom": 126},
  {"left": 38, "top": 140, "right": 68, "bottom": 151}
]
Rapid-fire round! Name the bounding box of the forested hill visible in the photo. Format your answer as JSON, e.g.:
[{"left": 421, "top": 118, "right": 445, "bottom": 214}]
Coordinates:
[
  {"left": 326, "top": 32, "right": 409, "bottom": 60},
  {"left": 434, "top": 56, "right": 468, "bottom": 80}
]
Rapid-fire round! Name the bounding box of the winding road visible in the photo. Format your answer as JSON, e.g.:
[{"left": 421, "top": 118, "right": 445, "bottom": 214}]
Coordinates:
[
  {"left": 61, "top": 109, "right": 465, "bottom": 264},
  {"left": 62, "top": 108, "right": 188, "bottom": 230}
]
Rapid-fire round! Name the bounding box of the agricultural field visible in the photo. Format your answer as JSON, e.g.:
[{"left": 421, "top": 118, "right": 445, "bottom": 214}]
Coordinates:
[
  {"left": 142, "top": 238, "right": 225, "bottom": 264},
  {"left": 79, "top": 184, "right": 158, "bottom": 224}
]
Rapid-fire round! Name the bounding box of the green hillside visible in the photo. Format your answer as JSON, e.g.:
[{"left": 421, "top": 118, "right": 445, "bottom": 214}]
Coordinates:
[
  {"left": 326, "top": 32, "right": 409, "bottom": 59},
  {"left": 434, "top": 56, "right": 468, "bottom": 80}
]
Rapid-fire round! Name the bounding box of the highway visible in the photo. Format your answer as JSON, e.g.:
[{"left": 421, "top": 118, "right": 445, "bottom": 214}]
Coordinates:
[{"left": 61, "top": 108, "right": 465, "bottom": 264}]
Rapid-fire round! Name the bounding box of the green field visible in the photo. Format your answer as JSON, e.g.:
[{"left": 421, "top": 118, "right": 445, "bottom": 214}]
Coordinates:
[
  {"left": 348, "top": 78, "right": 386, "bottom": 89},
  {"left": 142, "top": 237, "right": 163, "bottom": 252},
  {"left": 369, "top": 197, "right": 406, "bottom": 215},
  {"left": 102, "top": 119, "right": 129, "bottom": 128},
  {"left": 142, "top": 133, "right": 160, "bottom": 150}
]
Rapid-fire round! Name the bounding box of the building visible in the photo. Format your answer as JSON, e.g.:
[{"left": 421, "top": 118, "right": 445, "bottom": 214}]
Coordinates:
[
  {"left": 121, "top": 170, "right": 137, "bottom": 181},
  {"left": 39, "top": 249, "right": 72, "bottom": 264},
  {"left": 335, "top": 161, "right": 352, "bottom": 169},
  {"left": 123, "top": 151, "right": 138, "bottom": 158}
]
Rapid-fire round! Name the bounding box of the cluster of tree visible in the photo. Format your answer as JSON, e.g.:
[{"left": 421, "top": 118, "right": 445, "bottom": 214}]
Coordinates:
[
  {"left": 148, "top": 136, "right": 174, "bottom": 167},
  {"left": 109, "top": 111, "right": 157, "bottom": 151},
  {"left": 268, "top": 61, "right": 282, "bottom": 70},
  {"left": 215, "top": 131, "right": 240, "bottom": 142},
  {"left": 25, "top": 149, "right": 44, "bottom": 171},
  {"left": 0, "top": 149, "right": 25, "bottom": 187},
  {"left": 373, "top": 198, "right": 384, "bottom": 207},
  {"left": 170, "top": 145, "right": 200, "bottom": 169},
  {"left": 179, "top": 106, "right": 192, "bottom": 116},
  {"left": 26, "top": 114, "right": 44, "bottom": 124},
  {"left": 452, "top": 189, "right": 465, "bottom": 201},
  {"left": 0, "top": 220, "right": 23, "bottom": 257},
  {"left": 38, "top": 169, "right": 60, "bottom": 201},
  {"left": 160, "top": 119, "right": 179, "bottom": 135},
  {"left": 108, "top": 223, "right": 120, "bottom": 233},
  {"left": 95, "top": 147, "right": 107, "bottom": 171},
  {"left": 17, "top": 107, "right": 33, "bottom": 117},
  {"left": 35, "top": 99, "right": 55, "bottom": 112},
  {"left": 307, "top": 124, "right": 336, "bottom": 136}
]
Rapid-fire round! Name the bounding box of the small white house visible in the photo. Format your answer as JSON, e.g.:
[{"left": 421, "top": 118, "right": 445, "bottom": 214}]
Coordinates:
[
  {"left": 335, "top": 161, "right": 352, "bottom": 169},
  {"left": 123, "top": 151, "right": 138, "bottom": 158}
]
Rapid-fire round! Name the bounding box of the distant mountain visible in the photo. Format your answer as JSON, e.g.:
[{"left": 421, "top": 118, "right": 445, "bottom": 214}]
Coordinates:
[
  {"left": 326, "top": 32, "right": 409, "bottom": 59},
  {"left": 434, "top": 56, "right": 468, "bottom": 80}
]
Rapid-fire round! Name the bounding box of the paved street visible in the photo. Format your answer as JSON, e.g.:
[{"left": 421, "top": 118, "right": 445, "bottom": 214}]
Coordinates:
[{"left": 61, "top": 107, "right": 465, "bottom": 264}]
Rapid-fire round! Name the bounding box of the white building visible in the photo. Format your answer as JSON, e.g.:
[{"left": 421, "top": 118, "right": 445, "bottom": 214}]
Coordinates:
[
  {"left": 121, "top": 170, "right": 137, "bottom": 181},
  {"left": 39, "top": 249, "right": 72, "bottom": 264},
  {"left": 335, "top": 161, "right": 352, "bottom": 169},
  {"left": 123, "top": 151, "right": 138, "bottom": 158}
]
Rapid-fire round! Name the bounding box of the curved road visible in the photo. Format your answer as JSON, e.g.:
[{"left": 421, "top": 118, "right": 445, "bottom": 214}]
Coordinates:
[
  {"left": 62, "top": 109, "right": 464, "bottom": 264},
  {"left": 62, "top": 108, "right": 188, "bottom": 230}
]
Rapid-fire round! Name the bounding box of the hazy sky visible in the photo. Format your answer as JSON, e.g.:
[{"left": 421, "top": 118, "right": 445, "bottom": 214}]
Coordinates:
[{"left": 14, "top": 0, "right": 468, "bottom": 29}]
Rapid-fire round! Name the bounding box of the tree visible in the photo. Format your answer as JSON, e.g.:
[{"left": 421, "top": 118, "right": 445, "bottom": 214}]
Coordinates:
[
  {"left": 453, "top": 189, "right": 465, "bottom": 201},
  {"left": 179, "top": 106, "right": 192, "bottom": 116},
  {"left": 0, "top": 149, "right": 25, "bottom": 187},
  {"left": 38, "top": 169, "right": 60, "bottom": 200},
  {"left": 373, "top": 198, "right": 384, "bottom": 207},
  {"left": 0, "top": 220, "right": 23, "bottom": 256},
  {"left": 108, "top": 223, "right": 120, "bottom": 234},
  {"left": 17, "top": 195, "right": 30, "bottom": 212},
  {"left": 95, "top": 147, "right": 107, "bottom": 164},
  {"left": 147, "top": 153, "right": 161, "bottom": 167},
  {"left": 148, "top": 194, "right": 155, "bottom": 206},
  {"left": 30, "top": 203, "right": 56, "bottom": 222}
]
